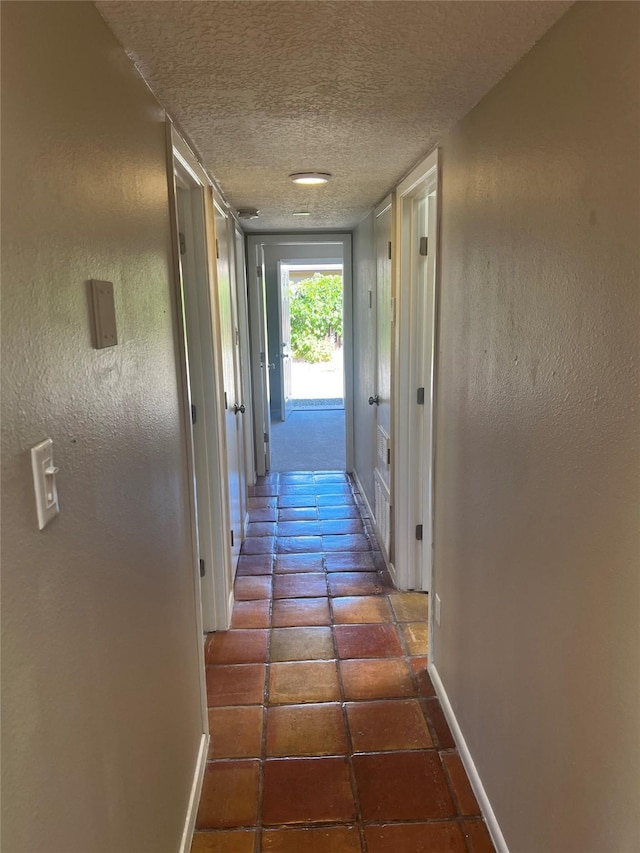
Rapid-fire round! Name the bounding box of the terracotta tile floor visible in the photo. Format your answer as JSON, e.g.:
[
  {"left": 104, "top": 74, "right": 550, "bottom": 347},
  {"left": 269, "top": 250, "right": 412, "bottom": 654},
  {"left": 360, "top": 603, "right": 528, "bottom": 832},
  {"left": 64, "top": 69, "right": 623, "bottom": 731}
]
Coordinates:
[{"left": 192, "top": 472, "right": 495, "bottom": 853}]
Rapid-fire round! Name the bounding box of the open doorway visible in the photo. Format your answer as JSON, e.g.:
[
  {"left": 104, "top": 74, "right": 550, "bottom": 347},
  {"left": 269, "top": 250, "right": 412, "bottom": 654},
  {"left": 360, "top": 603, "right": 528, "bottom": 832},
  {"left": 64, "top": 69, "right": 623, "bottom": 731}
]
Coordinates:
[
  {"left": 283, "top": 263, "right": 344, "bottom": 413},
  {"left": 246, "top": 234, "right": 353, "bottom": 475}
]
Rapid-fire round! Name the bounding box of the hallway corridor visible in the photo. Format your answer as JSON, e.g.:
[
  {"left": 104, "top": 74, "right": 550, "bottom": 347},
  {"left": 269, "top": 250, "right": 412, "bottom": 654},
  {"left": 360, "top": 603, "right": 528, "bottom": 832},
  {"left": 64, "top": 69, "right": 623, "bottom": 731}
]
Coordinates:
[{"left": 193, "top": 473, "right": 494, "bottom": 852}]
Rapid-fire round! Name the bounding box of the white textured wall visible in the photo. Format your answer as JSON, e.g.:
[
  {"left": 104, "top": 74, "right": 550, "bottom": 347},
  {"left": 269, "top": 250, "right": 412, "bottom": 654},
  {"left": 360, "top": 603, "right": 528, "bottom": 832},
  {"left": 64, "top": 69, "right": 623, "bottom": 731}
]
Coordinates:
[
  {"left": 433, "top": 3, "right": 640, "bottom": 851},
  {"left": 1, "top": 4, "right": 203, "bottom": 851},
  {"left": 352, "top": 214, "right": 377, "bottom": 508}
]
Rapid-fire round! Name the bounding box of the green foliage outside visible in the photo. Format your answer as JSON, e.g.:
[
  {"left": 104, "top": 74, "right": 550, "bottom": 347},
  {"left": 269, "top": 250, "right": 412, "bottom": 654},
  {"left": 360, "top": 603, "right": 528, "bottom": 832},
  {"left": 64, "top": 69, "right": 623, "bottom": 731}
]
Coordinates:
[{"left": 290, "top": 273, "right": 343, "bottom": 363}]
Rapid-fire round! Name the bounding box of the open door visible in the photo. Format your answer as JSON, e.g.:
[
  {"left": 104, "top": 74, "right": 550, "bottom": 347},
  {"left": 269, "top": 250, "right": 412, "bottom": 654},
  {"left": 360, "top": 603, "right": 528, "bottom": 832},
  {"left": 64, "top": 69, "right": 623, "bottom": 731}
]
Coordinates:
[{"left": 278, "top": 261, "right": 293, "bottom": 421}]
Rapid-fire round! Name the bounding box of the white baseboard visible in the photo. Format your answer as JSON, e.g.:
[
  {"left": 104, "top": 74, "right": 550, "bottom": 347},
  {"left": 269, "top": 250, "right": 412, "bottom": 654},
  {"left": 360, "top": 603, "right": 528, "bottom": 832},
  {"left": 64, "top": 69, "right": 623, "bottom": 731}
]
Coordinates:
[
  {"left": 225, "top": 587, "right": 235, "bottom": 632},
  {"left": 179, "top": 732, "right": 209, "bottom": 853},
  {"left": 428, "top": 664, "right": 509, "bottom": 853},
  {"left": 351, "top": 471, "right": 389, "bottom": 560}
]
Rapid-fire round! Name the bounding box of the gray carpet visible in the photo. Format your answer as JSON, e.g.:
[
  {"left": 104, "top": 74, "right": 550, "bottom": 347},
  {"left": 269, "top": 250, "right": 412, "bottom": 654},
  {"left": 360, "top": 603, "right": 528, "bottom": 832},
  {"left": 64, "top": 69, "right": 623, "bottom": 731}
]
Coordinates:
[
  {"left": 292, "top": 397, "right": 344, "bottom": 411},
  {"left": 269, "top": 410, "right": 346, "bottom": 472}
]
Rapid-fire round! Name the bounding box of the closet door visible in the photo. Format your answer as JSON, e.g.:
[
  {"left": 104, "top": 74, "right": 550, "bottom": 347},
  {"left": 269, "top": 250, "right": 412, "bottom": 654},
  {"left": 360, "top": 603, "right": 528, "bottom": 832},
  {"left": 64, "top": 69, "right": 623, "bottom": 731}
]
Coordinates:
[
  {"left": 214, "top": 200, "right": 242, "bottom": 570},
  {"left": 373, "top": 198, "right": 393, "bottom": 557}
]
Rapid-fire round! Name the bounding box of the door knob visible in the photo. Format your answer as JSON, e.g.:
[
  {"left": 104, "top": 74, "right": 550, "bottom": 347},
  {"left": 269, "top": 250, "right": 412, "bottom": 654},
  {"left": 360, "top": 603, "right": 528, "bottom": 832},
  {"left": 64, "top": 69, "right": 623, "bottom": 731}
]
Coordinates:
[
  {"left": 233, "top": 403, "right": 246, "bottom": 414},
  {"left": 368, "top": 395, "right": 380, "bottom": 406}
]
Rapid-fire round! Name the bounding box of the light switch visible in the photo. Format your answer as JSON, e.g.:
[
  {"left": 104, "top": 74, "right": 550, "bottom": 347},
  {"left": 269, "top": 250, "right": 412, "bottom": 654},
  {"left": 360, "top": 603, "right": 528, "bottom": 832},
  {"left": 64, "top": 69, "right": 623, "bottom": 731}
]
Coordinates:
[
  {"left": 31, "top": 438, "right": 59, "bottom": 529},
  {"left": 90, "top": 279, "right": 118, "bottom": 348}
]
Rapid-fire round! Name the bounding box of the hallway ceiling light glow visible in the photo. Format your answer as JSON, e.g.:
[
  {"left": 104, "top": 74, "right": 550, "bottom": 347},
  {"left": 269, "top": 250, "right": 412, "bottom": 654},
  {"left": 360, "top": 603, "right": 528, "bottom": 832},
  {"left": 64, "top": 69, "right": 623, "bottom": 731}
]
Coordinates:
[
  {"left": 289, "top": 172, "right": 332, "bottom": 185},
  {"left": 292, "top": 211, "right": 311, "bottom": 217}
]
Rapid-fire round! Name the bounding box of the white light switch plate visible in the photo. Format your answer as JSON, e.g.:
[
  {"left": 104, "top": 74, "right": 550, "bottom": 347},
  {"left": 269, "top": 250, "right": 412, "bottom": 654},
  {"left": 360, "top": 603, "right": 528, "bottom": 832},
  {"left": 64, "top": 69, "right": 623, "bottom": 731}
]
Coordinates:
[{"left": 31, "top": 438, "right": 59, "bottom": 529}]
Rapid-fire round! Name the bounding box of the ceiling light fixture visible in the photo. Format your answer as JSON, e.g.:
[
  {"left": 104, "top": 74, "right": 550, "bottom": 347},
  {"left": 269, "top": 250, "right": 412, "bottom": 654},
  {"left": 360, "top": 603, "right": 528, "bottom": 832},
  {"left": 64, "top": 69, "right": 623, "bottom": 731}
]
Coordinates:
[
  {"left": 289, "top": 172, "right": 332, "bottom": 185},
  {"left": 292, "top": 211, "right": 311, "bottom": 217},
  {"left": 237, "top": 207, "right": 259, "bottom": 220}
]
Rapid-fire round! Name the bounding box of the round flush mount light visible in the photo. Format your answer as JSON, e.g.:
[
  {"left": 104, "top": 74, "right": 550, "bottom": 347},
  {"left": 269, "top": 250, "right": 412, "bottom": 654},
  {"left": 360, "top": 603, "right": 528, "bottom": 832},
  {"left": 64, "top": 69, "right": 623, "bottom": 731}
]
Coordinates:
[
  {"left": 289, "top": 172, "right": 332, "bottom": 185},
  {"left": 237, "top": 208, "right": 259, "bottom": 220}
]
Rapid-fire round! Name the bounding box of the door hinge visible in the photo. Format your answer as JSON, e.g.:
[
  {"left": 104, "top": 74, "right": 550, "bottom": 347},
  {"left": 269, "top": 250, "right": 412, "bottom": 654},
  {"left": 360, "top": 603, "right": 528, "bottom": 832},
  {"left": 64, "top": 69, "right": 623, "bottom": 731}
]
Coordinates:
[
  {"left": 416, "top": 524, "right": 424, "bottom": 541},
  {"left": 199, "top": 558, "right": 205, "bottom": 577},
  {"left": 264, "top": 432, "right": 269, "bottom": 444},
  {"left": 191, "top": 403, "right": 197, "bottom": 424},
  {"left": 178, "top": 231, "right": 186, "bottom": 256},
  {"left": 224, "top": 391, "right": 228, "bottom": 409},
  {"left": 387, "top": 447, "right": 391, "bottom": 466},
  {"left": 417, "top": 387, "right": 425, "bottom": 405},
  {"left": 216, "top": 238, "right": 220, "bottom": 259},
  {"left": 388, "top": 240, "right": 392, "bottom": 260},
  {"left": 230, "top": 530, "right": 234, "bottom": 547},
  {"left": 419, "top": 236, "right": 428, "bottom": 256}
]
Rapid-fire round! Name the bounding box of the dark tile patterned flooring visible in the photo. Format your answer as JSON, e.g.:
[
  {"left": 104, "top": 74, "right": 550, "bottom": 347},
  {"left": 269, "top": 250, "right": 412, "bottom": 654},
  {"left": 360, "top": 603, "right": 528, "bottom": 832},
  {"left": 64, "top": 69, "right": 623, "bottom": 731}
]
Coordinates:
[{"left": 192, "top": 472, "right": 495, "bottom": 853}]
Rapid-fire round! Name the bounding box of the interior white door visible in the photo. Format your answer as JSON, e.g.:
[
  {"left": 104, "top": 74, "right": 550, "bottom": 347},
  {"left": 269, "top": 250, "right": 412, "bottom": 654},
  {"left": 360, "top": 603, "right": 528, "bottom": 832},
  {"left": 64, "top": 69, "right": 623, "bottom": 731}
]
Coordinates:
[
  {"left": 417, "top": 191, "right": 438, "bottom": 590},
  {"left": 252, "top": 255, "right": 272, "bottom": 474},
  {"left": 394, "top": 152, "right": 439, "bottom": 592},
  {"left": 373, "top": 201, "right": 393, "bottom": 556},
  {"left": 214, "top": 200, "right": 242, "bottom": 569},
  {"left": 278, "top": 261, "right": 293, "bottom": 421},
  {"left": 227, "top": 217, "right": 247, "bottom": 533},
  {"left": 234, "top": 225, "right": 256, "bottom": 486},
  {"left": 174, "top": 175, "right": 230, "bottom": 632}
]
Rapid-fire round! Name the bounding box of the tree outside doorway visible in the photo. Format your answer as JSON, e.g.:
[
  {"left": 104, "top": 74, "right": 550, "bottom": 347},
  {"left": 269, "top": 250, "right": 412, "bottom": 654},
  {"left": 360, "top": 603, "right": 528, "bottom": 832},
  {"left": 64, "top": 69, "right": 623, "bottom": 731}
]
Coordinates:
[{"left": 289, "top": 271, "right": 344, "bottom": 408}]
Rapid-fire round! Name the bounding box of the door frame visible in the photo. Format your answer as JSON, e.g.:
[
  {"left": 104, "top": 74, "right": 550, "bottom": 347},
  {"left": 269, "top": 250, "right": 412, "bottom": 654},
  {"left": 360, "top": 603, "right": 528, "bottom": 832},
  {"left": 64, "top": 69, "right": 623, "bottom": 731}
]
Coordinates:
[
  {"left": 168, "top": 122, "right": 234, "bottom": 633},
  {"left": 393, "top": 148, "right": 440, "bottom": 592},
  {"left": 246, "top": 233, "right": 354, "bottom": 475}
]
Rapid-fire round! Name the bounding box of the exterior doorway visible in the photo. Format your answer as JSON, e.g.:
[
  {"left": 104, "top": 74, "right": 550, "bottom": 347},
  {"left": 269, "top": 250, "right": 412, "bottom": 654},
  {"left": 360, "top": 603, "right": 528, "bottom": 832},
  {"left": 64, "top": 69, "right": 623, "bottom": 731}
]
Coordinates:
[
  {"left": 246, "top": 234, "right": 353, "bottom": 475},
  {"left": 281, "top": 263, "right": 344, "bottom": 415}
]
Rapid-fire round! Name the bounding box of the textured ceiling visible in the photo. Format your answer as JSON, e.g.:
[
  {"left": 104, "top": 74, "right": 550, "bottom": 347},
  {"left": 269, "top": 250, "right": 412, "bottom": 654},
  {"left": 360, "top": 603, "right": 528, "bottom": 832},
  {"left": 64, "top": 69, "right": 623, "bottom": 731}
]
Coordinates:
[{"left": 97, "top": 1, "right": 572, "bottom": 232}]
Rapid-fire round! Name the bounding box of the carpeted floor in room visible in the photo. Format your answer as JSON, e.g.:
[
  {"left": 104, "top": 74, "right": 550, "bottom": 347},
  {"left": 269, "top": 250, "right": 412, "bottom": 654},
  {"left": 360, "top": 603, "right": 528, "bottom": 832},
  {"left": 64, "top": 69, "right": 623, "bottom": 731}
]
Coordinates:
[{"left": 269, "top": 410, "right": 345, "bottom": 472}]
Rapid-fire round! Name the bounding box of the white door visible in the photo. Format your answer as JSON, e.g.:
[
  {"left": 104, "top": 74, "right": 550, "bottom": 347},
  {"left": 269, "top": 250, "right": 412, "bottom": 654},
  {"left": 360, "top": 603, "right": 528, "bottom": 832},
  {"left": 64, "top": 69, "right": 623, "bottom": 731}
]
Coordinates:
[
  {"left": 227, "top": 217, "right": 248, "bottom": 532},
  {"left": 234, "top": 225, "right": 256, "bottom": 486},
  {"left": 394, "top": 150, "right": 439, "bottom": 592},
  {"left": 214, "top": 200, "right": 242, "bottom": 569},
  {"left": 373, "top": 200, "right": 393, "bottom": 556},
  {"left": 173, "top": 157, "right": 231, "bottom": 633},
  {"left": 278, "top": 262, "right": 293, "bottom": 421},
  {"left": 249, "top": 253, "right": 272, "bottom": 475},
  {"left": 416, "top": 191, "right": 438, "bottom": 590}
]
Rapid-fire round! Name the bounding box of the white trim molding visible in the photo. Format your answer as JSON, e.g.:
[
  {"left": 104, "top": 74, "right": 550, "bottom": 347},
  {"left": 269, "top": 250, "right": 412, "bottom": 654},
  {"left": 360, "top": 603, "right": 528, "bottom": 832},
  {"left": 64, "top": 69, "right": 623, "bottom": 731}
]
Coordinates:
[
  {"left": 429, "top": 664, "right": 509, "bottom": 853},
  {"left": 352, "top": 470, "right": 398, "bottom": 587},
  {"left": 179, "top": 733, "right": 209, "bottom": 853}
]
